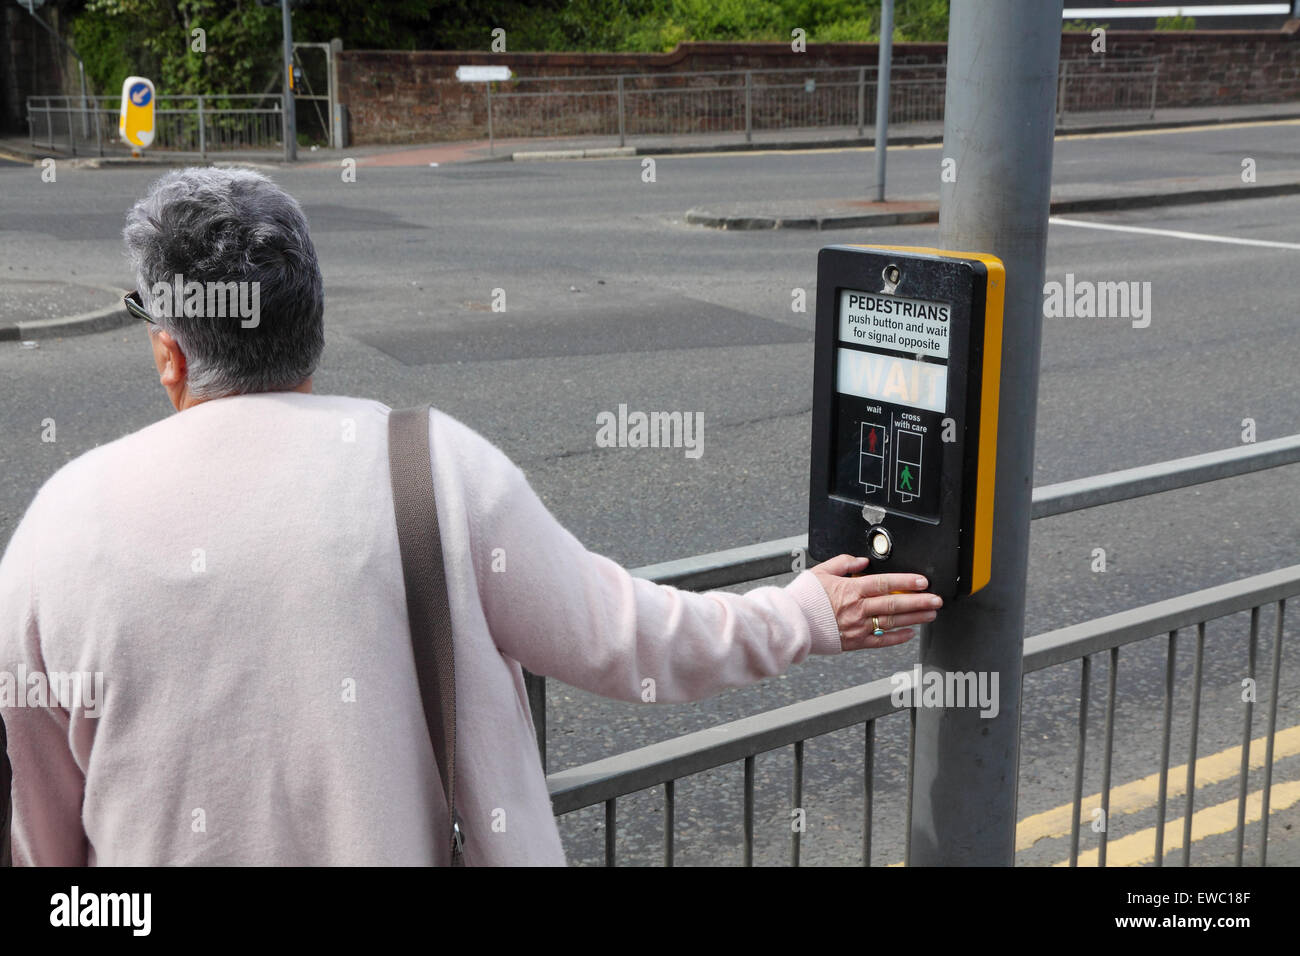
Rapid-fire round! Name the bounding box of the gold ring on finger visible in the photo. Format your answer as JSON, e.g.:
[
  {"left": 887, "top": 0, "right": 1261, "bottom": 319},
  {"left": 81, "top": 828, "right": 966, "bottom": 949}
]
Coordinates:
[{"left": 872, "top": 616, "right": 884, "bottom": 635}]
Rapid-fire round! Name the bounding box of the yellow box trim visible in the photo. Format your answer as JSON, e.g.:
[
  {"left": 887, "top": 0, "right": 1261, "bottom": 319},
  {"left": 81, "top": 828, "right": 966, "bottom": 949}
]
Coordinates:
[{"left": 844, "top": 245, "right": 1004, "bottom": 594}]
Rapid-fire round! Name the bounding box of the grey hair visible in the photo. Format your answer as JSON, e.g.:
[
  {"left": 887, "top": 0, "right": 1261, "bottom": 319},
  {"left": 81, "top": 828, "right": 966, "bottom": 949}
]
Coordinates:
[{"left": 123, "top": 167, "right": 324, "bottom": 398}]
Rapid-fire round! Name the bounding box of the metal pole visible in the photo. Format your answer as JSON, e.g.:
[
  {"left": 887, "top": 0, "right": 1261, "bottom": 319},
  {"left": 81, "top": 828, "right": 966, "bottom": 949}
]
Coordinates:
[
  {"left": 1149, "top": 62, "right": 1159, "bottom": 119},
  {"left": 78, "top": 60, "right": 89, "bottom": 136},
  {"left": 617, "top": 74, "right": 625, "bottom": 148},
  {"left": 873, "top": 0, "right": 894, "bottom": 201},
  {"left": 330, "top": 38, "right": 345, "bottom": 149},
  {"left": 281, "top": 0, "right": 297, "bottom": 161},
  {"left": 94, "top": 97, "right": 103, "bottom": 157},
  {"left": 326, "top": 40, "right": 338, "bottom": 148},
  {"left": 744, "top": 71, "right": 752, "bottom": 143},
  {"left": 487, "top": 81, "right": 494, "bottom": 155},
  {"left": 857, "top": 66, "right": 866, "bottom": 138},
  {"left": 1057, "top": 59, "right": 1068, "bottom": 124},
  {"left": 198, "top": 95, "right": 206, "bottom": 159},
  {"left": 906, "top": 0, "right": 1063, "bottom": 867}
]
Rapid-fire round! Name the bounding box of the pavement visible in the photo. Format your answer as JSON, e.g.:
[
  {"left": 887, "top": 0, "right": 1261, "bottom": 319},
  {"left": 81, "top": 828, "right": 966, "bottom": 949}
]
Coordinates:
[
  {"left": 1, "top": 99, "right": 1297, "bottom": 339},
  {"left": 0, "top": 278, "right": 131, "bottom": 342},
  {"left": 683, "top": 171, "right": 1300, "bottom": 230}
]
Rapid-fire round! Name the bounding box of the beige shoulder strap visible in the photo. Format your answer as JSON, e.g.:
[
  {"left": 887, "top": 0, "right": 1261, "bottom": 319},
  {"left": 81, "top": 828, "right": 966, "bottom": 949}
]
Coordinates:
[{"left": 388, "top": 405, "right": 463, "bottom": 866}]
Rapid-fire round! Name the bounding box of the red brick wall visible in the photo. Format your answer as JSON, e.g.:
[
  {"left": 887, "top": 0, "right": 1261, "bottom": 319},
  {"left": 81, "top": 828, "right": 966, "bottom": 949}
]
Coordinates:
[
  {"left": 1060, "top": 29, "right": 1300, "bottom": 105},
  {"left": 336, "top": 31, "right": 1300, "bottom": 145}
]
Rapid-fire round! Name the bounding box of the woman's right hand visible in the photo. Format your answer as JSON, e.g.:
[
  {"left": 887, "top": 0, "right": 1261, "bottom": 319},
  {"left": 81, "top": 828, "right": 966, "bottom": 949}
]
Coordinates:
[{"left": 809, "top": 554, "right": 943, "bottom": 651}]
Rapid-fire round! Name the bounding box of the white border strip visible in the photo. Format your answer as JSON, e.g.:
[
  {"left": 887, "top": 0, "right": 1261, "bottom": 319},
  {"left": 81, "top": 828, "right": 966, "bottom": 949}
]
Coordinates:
[{"left": 1064, "top": 4, "right": 1292, "bottom": 16}]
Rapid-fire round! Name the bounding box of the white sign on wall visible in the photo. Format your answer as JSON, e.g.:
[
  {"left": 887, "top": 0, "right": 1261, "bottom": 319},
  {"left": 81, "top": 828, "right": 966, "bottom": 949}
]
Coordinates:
[{"left": 456, "top": 66, "right": 512, "bottom": 82}]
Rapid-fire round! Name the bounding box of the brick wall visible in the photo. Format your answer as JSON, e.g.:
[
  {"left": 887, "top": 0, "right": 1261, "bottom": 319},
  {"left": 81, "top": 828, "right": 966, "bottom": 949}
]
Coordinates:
[
  {"left": 336, "top": 31, "right": 1300, "bottom": 146},
  {"left": 1061, "top": 29, "right": 1300, "bottom": 106}
]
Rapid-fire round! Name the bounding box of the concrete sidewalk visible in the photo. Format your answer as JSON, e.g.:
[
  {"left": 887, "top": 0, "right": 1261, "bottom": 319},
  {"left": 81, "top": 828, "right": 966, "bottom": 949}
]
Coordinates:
[
  {"left": 0, "top": 279, "right": 131, "bottom": 342},
  {"left": 684, "top": 171, "right": 1300, "bottom": 231}
]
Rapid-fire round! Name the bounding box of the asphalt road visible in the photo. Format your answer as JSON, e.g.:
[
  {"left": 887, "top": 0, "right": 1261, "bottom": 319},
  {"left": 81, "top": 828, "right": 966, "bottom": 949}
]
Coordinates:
[{"left": 0, "top": 120, "right": 1296, "bottom": 866}]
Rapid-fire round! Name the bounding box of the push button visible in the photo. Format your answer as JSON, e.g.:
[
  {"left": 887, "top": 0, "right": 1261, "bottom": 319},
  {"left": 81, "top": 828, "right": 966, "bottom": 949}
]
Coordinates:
[{"left": 868, "top": 525, "right": 893, "bottom": 559}]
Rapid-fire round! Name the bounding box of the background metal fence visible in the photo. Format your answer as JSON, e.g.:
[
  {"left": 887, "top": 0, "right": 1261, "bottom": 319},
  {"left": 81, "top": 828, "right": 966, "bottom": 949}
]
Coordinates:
[
  {"left": 1058, "top": 57, "right": 1160, "bottom": 122},
  {"left": 489, "top": 57, "right": 1158, "bottom": 148},
  {"left": 539, "top": 434, "right": 1300, "bottom": 865},
  {"left": 488, "top": 65, "right": 946, "bottom": 145},
  {"left": 25, "top": 55, "right": 1161, "bottom": 158},
  {"left": 26, "top": 94, "right": 284, "bottom": 158}
]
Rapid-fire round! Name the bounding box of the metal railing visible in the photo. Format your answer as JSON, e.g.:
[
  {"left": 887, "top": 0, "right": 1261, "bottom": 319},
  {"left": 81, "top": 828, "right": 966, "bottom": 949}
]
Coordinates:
[
  {"left": 484, "top": 64, "right": 936, "bottom": 148},
  {"left": 488, "top": 65, "right": 947, "bottom": 146},
  {"left": 538, "top": 434, "right": 1300, "bottom": 865},
  {"left": 486, "top": 58, "right": 1160, "bottom": 150},
  {"left": 26, "top": 94, "right": 285, "bottom": 158},
  {"left": 1058, "top": 56, "right": 1161, "bottom": 123},
  {"left": 25, "top": 55, "right": 1160, "bottom": 159}
]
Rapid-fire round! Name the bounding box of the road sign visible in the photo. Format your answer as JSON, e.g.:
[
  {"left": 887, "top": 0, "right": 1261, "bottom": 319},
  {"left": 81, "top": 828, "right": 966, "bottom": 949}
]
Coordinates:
[
  {"left": 119, "top": 76, "right": 155, "bottom": 149},
  {"left": 456, "top": 66, "right": 512, "bottom": 82},
  {"left": 808, "top": 245, "right": 1006, "bottom": 598}
]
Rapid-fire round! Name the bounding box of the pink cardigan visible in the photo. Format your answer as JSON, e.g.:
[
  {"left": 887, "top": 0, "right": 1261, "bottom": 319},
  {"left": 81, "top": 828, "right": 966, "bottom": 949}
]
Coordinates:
[{"left": 0, "top": 393, "right": 843, "bottom": 865}]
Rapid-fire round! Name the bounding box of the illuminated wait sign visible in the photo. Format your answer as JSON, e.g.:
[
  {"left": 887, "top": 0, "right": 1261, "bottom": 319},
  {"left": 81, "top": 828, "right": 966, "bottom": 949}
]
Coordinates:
[{"left": 836, "top": 348, "right": 947, "bottom": 413}]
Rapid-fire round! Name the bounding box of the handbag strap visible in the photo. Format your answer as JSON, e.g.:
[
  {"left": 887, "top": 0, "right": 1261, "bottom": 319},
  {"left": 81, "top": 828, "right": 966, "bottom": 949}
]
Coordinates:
[
  {"left": 388, "top": 405, "right": 463, "bottom": 866},
  {"left": 0, "top": 716, "right": 10, "bottom": 866}
]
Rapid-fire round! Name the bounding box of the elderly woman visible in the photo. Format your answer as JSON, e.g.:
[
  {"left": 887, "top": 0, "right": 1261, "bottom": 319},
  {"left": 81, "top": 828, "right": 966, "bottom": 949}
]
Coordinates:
[{"left": 0, "top": 167, "right": 942, "bottom": 866}]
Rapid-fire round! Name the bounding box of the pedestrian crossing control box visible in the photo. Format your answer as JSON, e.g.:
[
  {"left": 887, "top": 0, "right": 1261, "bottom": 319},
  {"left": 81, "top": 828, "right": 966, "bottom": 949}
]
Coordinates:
[{"left": 808, "top": 245, "right": 1005, "bottom": 599}]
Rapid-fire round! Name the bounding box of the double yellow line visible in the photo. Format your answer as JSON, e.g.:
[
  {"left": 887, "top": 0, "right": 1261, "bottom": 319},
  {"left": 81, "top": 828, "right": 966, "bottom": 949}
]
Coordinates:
[
  {"left": 886, "top": 725, "right": 1300, "bottom": 866},
  {"left": 1017, "top": 724, "right": 1300, "bottom": 866}
]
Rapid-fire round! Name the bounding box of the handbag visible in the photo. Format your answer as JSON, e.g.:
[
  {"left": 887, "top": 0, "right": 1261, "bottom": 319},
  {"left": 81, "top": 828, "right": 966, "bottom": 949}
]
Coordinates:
[
  {"left": 0, "top": 405, "right": 464, "bottom": 868},
  {"left": 388, "top": 405, "right": 464, "bottom": 867}
]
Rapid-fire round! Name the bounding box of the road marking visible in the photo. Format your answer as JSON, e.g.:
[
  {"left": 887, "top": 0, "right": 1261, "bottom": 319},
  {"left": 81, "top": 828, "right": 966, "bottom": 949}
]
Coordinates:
[
  {"left": 1017, "top": 724, "right": 1300, "bottom": 850},
  {"left": 1051, "top": 216, "right": 1300, "bottom": 251},
  {"left": 1054, "top": 779, "right": 1300, "bottom": 867},
  {"left": 1064, "top": 4, "right": 1293, "bottom": 19},
  {"left": 884, "top": 726, "right": 1300, "bottom": 866}
]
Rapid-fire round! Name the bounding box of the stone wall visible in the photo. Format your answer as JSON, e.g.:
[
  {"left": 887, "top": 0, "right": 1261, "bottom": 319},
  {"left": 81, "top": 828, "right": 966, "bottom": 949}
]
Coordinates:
[
  {"left": 1, "top": 6, "right": 71, "bottom": 134},
  {"left": 335, "top": 30, "right": 1299, "bottom": 145}
]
